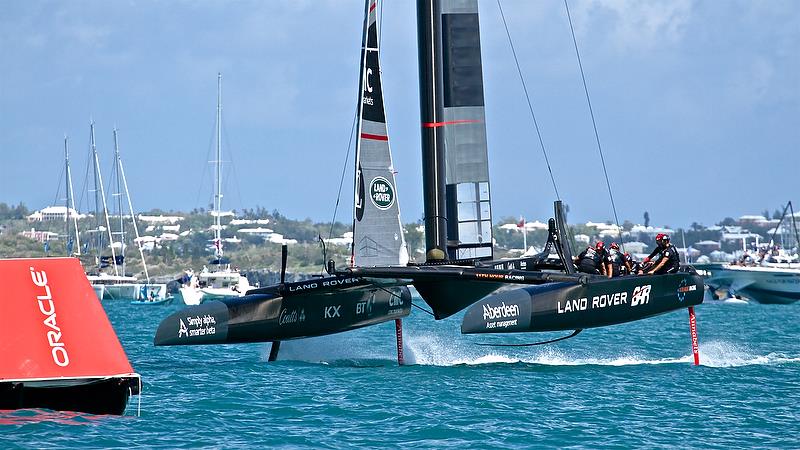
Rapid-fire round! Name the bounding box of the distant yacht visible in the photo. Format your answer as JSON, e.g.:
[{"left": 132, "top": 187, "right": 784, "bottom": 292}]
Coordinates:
[
  {"left": 178, "top": 73, "right": 251, "bottom": 306},
  {"left": 698, "top": 202, "right": 800, "bottom": 304},
  {"left": 700, "top": 263, "right": 800, "bottom": 304},
  {"left": 80, "top": 124, "right": 167, "bottom": 301}
]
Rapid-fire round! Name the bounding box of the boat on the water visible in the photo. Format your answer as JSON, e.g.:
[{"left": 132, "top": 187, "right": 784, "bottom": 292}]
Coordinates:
[
  {"left": 696, "top": 202, "right": 800, "bottom": 304},
  {"left": 177, "top": 74, "right": 251, "bottom": 306},
  {"left": 131, "top": 295, "right": 174, "bottom": 306},
  {"left": 698, "top": 262, "right": 800, "bottom": 304},
  {"left": 80, "top": 124, "right": 167, "bottom": 301},
  {"left": 156, "top": 0, "right": 702, "bottom": 362},
  {"left": 178, "top": 265, "right": 251, "bottom": 306}
]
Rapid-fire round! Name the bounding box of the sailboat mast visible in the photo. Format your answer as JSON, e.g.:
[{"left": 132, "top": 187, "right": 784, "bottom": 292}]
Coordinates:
[
  {"left": 113, "top": 128, "right": 125, "bottom": 275},
  {"left": 215, "top": 73, "right": 223, "bottom": 258},
  {"left": 65, "top": 136, "right": 80, "bottom": 255},
  {"left": 64, "top": 136, "right": 71, "bottom": 254},
  {"left": 91, "top": 122, "right": 118, "bottom": 275},
  {"left": 417, "top": 0, "right": 448, "bottom": 261},
  {"left": 115, "top": 129, "right": 150, "bottom": 283},
  {"left": 351, "top": 1, "right": 370, "bottom": 266}
]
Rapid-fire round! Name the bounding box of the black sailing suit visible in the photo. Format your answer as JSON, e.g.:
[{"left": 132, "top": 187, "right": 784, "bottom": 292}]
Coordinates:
[
  {"left": 576, "top": 247, "right": 605, "bottom": 274},
  {"left": 605, "top": 249, "right": 624, "bottom": 277},
  {"left": 645, "top": 243, "right": 681, "bottom": 274}
]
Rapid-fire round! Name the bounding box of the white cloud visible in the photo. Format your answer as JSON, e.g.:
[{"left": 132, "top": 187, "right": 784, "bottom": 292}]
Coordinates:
[{"left": 573, "top": 0, "right": 695, "bottom": 51}]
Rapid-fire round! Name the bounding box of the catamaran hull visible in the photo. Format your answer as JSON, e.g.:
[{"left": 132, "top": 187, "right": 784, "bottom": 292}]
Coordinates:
[
  {"left": 462, "top": 273, "right": 704, "bottom": 334},
  {"left": 155, "top": 277, "right": 411, "bottom": 345}
]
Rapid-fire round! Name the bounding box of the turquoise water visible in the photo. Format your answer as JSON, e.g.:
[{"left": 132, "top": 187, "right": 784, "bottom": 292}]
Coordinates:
[{"left": 3, "top": 298, "right": 799, "bottom": 448}]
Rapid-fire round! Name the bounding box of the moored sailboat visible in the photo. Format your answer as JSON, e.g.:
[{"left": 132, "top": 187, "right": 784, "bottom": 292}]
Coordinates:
[
  {"left": 177, "top": 73, "right": 251, "bottom": 306},
  {"left": 81, "top": 124, "right": 168, "bottom": 301}
]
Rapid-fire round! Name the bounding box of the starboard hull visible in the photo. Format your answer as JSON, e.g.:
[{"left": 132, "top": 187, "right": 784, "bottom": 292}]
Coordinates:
[
  {"left": 154, "top": 276, "right": 411, "bottom": 346},
  {"left": 462, "top": 273, "right": 704, "bottom": 333}
]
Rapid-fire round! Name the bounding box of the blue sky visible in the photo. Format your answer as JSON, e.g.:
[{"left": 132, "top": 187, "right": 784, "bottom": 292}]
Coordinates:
[{"left": 1, "top": 1, "right": 798, "bottom": 228}]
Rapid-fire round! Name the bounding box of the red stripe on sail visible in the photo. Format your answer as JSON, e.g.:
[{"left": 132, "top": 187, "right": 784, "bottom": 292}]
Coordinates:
[
  {"left": 361, "top": 133, "right": 388, "bottom": 141},
  {"left": 422, "top": 119, "right": 481, "bottom": 128}
]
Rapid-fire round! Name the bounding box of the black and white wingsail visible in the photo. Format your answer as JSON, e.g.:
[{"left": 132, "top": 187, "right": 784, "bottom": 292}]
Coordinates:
[
  {"left": 353, "top": 1, "right": 409, "bottom": 267},
  {"left": 155, "top": 0, "right": 411, "bottom": 348},
  {"left": 440, "top": 0, "right": 493, "bottom": 261}
]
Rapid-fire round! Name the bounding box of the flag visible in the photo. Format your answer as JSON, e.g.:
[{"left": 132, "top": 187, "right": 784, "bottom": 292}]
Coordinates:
[{"left": 517, "top": 216, "right": 525, "bottom": 229}]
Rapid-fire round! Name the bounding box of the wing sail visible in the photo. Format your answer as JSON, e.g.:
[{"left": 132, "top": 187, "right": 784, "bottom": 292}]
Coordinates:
[{"left": 352, "top": 0, "right": 408, "bottom": 267}]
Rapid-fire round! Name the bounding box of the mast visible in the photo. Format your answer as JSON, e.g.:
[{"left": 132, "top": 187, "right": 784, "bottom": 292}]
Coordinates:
[
  {"left": 115, "top": 128, "right": 150, "bottom": 283},
  {"left": 113, "top": 128, "right": 125, "bottom": 275},
  {"left": 417, "top": 0, "right": 448, "bottom": 261},
  {"left": 64, "top": 136, "right": 81, "bottom": 256},
  {"left": 91, "top": 122, "right": 118, "bottom": 275},
  {"left": 214, "top": 73, "right": 223, "bottom": 260}
]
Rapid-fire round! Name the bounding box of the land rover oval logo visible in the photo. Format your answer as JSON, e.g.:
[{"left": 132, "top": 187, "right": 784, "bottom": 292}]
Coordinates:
[{"left": 369, "top": 176, "right": 395, "bottom": 210}]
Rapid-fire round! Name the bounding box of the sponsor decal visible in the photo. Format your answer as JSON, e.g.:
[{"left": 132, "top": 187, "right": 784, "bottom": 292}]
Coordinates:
[
  {"left": 362, "top": 68, "right": 374, "bottom": 105},
  {"left": 180, "top": 314, "right": 217, "bottom": 337},
  {"left": 324, "top": 305, "right": 341, "bottom": 319},
  {"left": 557, "top": 290, "right": 638, "bottom": 314},
  {"left": 558, "top": 297, "right": 589, "bottom": 314},
  {"left": 288, "top": 277, "right": 362, "bottom": 293},
  {"left": 29, "top": 267, "right": 70, "bottom": 367},
  {"left": 355, "top": 166, "right": 365, "bottom": 221},
  {"left": 477, "top": 297, "right": 531, "bottom": 330},
  {"left": 369, "top": 176, "right": 395, "bottom": 210},
  {"left": 476, "top": 273, "right": 525, "bottom": 282},
  {"left": 322, "top": 277, "right": 360, "bottom": 287},
  {"left": 387, "top": 294, "right": 406, "bottom": 316},
  {"left": 631, "top": 285, "right": 652, "bottom": 306},
  {"left": 676, "top": 279, "right": 697, "bottom": 302},
  {"left": 483, "top": 302, "right": 520, "bottom": 321},
  {"left": 279, "top": 308, "right": 306, "bottom": 326},
  {"left": 557, "top": 292, "right": 630, "bottom": 314},
  {"left": 356, "top": 298, "right": 374, "bottom": 315},
  {"left": 288, "top": 282, "right": 318, "bottom": 292}
]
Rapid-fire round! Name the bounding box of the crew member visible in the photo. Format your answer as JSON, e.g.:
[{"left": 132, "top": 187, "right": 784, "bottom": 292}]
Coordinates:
[
  {"left": 643, "top": 233, "right": 680, "bottom": 275},
  {"left": 604, "top": 242, "right": 624, "bottom": 278},
  {"left": 623, "top": 252, "right": 641, "bottom": 275},
  {"left": 575, "top": 241, "right": 607, "bottom": 275}
]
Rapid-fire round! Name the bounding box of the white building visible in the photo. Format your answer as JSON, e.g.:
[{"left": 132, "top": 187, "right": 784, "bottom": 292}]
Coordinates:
[
  {"left": 27, "top": 206, "right": 86, "bottom": 222},
  {"left": 138, "top": 214, "right": 184, "bottom": 225},
  {"left": 325, "top": 231, "right": 353, "bottom": 247},
  {"left": 20, "top": 228, "right": 60, "bottom": 242}
]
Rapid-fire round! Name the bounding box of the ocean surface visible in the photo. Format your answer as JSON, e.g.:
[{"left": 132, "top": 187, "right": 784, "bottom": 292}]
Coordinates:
[{"left": 2, "top": 296, "right": 799, "bottom": 448}]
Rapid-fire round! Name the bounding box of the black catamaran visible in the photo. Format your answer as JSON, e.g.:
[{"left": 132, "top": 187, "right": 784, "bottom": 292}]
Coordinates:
[
  {"left": 155, "top": 0, "right": 412, "bottom": 354},
  {"left": 155, "top": 0, "right": 703, "bottom": 359}
]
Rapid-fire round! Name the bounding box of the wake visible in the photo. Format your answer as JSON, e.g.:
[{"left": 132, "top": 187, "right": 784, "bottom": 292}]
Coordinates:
[{"left": 268, "top": 331, "right": 800, "bottom": 369}]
